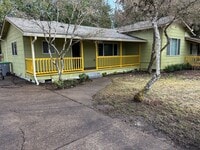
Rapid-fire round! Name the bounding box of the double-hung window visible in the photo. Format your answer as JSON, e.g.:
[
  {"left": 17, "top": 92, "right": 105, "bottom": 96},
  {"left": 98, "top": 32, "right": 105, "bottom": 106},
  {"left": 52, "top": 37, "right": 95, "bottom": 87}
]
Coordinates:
[
  {"left": 98, "top": 43, "right": 118, "bottom": 56},
  {"left": 167, "top": 38, "right": 180, "bottom": 56},
  {"left": 43, "top": 41, "right": 55, "bottom": 54},
  {"left": 11, "top": 42, "right": 17, "bottom": 55}
]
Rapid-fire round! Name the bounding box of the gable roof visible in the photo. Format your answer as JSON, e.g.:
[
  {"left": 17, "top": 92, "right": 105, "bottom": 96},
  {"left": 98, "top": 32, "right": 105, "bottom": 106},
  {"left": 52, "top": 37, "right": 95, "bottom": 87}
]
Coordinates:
[
  {"left": 1, "top": 17, "right": 146, "bottom": 42},
  {"left": 118, "top": 16, "right": 195, "bottom": 36}
]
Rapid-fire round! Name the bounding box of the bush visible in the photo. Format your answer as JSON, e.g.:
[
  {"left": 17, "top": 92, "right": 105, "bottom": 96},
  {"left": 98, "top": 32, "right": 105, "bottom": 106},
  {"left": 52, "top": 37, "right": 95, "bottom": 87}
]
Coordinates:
[
  {"left": 164, "top": 63, "right": 192, "bottom": 72},
  {"left": 79, "top": 73, "right": 90, "bottom": 83},
  {"left": 102, "top": 72, "right": 107, "bottom": 77},
  {"left": 53, "top": 80, "right": 79, "bottom": 89}
]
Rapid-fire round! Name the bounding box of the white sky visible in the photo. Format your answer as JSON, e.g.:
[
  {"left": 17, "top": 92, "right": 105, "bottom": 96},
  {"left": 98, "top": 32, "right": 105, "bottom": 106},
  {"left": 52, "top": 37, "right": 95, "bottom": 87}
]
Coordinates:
[{"left": 107, "top": 0, "right": 116, "bottom": 9}]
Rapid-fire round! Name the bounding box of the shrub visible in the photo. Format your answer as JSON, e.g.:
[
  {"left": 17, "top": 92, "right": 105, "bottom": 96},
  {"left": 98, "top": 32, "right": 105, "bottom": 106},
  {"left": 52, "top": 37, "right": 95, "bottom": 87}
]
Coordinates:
[
  {"left": 79, "top": 73, "right": 90, "bottom": 83},
  {"left": 102, "top": 72, "right": 107, "bottom": 77},
  {"left": 53, "top": 79, "right": 79, "bottom": 89},
  {"left": 164, "top": 63, "right": 192, "bottom": 72},
  {"left": 53, "top": 80, "right": 65, "bottom": 89}
]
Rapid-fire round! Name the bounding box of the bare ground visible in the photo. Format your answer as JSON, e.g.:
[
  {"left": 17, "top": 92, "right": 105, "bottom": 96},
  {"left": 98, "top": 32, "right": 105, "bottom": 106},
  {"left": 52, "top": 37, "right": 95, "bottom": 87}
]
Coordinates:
[{"left": 93, "top": 70, "right": 200, "bottom": 150}]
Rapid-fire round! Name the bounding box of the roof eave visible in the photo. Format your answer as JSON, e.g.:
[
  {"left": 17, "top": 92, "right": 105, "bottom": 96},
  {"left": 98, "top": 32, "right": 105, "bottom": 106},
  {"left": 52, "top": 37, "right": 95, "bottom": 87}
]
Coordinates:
[
  {"left": 185, "top": 37, "right": 200, "bottom": 43},
  {"left": 23, "top": 32, "right": 147, "bottom": 42}
]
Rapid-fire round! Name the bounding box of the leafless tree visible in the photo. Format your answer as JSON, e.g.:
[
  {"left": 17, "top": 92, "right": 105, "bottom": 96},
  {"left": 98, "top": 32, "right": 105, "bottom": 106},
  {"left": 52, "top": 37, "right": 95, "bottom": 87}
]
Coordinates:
[
  {"left": 22, "top": 0, "right": 100, "bottom": 81},
  {"left": 116, "top": 0, "right": 199, "bottom": 102}
]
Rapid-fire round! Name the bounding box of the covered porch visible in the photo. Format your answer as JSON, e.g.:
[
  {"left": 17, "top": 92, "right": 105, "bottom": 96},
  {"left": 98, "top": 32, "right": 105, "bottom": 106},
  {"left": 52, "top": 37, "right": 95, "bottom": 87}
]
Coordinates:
[
  {"left": 185, "top": 37, "right": 200, "bottom": 69},
  {"left": 25, "top": 39, "right": 142, "bottom": 76}
]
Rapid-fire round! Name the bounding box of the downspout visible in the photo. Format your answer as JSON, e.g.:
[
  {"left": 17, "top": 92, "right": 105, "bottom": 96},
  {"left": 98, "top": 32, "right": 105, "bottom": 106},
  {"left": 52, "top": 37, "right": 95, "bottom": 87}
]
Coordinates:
[{"left": 31, "top": 36, "right": 39, "bottom": 85}]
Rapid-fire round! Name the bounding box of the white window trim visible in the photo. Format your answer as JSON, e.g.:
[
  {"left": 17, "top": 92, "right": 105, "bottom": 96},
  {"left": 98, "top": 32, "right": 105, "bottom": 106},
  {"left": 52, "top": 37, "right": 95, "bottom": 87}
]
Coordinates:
[
  {"left": 11, "top": 41, "right": 17, "bottom": 56},
  {"left": 167, "top": 38, "right": 180, "bottom": 56}
]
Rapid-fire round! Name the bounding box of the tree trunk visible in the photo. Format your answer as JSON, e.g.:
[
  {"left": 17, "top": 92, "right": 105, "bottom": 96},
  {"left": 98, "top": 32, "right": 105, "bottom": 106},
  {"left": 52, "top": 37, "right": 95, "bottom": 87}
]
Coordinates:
[
  {"left": 133, "top": 14, "right": 161, "bottom": 102},
  {"left": 147, "top": 30, "right": 156, "bottom": 74},
  {"left": 147, "top": 54, "right": 155, "bottom": 74}
]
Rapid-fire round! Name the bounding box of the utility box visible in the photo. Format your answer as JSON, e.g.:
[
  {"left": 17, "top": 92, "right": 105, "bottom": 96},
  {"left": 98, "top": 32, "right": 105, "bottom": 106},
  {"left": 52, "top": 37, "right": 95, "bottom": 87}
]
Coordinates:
[{"left": 0, "top": 62, "right": 11, "bottom": 76}]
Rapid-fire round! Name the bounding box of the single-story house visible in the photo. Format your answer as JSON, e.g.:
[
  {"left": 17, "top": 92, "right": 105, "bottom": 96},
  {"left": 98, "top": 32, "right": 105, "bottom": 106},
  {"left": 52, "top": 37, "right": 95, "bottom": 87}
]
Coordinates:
[
  {"left": 118, "top": 16, "right": 200, "bottom": 70},
  {"left": 0, "top": 17, "right": 200, "bottom": 84},
  {"left": 0, "top": 17, "right": 146, "bottom": 83}
]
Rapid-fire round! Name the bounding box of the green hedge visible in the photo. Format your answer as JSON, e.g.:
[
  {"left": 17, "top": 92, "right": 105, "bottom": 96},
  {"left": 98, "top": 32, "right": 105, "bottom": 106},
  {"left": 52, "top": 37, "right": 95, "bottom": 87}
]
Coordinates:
[{"left": 164, "top": 63, "right": 192, "bottom": 72}]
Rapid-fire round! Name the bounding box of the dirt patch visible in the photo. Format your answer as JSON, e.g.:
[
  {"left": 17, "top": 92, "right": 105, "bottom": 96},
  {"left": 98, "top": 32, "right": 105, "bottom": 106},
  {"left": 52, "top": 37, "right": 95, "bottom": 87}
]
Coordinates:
[{"left": 93, "top": 71, "right": 200, "bottom": 150}]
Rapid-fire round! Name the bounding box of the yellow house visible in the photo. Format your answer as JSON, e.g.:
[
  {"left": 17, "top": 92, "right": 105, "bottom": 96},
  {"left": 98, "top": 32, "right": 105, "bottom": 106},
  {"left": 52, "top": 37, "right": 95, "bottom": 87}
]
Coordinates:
[
  {"left": 0, "top": 17, "right": 146, "bottom": 83},
  {"left": 1, "top": 17, "right": 199, "bottom": 84},
  {"left": 118, "top": 16, "right": 200, "bottom": 70}
]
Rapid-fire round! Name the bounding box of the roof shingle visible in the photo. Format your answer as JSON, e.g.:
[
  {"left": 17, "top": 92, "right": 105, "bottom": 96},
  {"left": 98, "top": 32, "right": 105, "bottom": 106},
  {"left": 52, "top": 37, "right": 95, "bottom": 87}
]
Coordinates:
[{"left": 3, "top": 17, "right": 146, "bottom": 42}]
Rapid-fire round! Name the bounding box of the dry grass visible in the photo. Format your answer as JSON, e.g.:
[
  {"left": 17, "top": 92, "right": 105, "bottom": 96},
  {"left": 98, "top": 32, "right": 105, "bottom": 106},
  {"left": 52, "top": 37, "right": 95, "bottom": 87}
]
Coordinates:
[{"left": 93, "top": 71, "right": 200, "bottom": 149}]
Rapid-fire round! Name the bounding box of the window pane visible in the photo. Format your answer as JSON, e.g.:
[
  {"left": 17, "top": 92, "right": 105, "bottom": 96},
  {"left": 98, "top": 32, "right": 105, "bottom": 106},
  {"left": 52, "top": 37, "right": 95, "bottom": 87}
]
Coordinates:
[
  {"left": 167, "top": 41, "right": 171, "bottom": 55},
  {"left": 43, "top": 42, "right": 49, "bottom": 53},
  {"left": 104, "top": 44, "right": 113, "bottom": 56},
  {"left": 171, "top": 39, "right": 177, "bottom": 55},
  {"left": 168, "top": 39, "right": 180, "bottom": 56},
  {"left": 177, "top": 39, "right": 180, "bottom": 55},
  {"left": 50, "top": 45, "right": 55, "bottom": 53},
  {"left": 190, "top": 44, "right": 193, "bottom": 55},
  {"left": 98, "top": 43, "right": 103, "bottom": 56},
  {"left": 114, "top": 44, "right": 118, "bottom": 55},
  {"left": 11, "top": 42, "right": 17, "bottom": 55}
]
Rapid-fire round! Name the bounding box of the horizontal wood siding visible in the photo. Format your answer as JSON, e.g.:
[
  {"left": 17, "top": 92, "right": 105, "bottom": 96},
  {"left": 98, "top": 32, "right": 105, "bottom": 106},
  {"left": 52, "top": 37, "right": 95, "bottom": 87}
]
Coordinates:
[
  {"left": 24, "top": 37, "right": 73, "bottom": 58},
  {"left": 1, "top": 25, "right": 25, "bottom": 77},
  {"left": 122, "top": 42, "right": 139, "bottom": 55},
  {"left": 161, "top": 24, "right": 190, "bottom": 69},
  {"left": 130, "top": 30, "right": 154, "bottom": 69}
]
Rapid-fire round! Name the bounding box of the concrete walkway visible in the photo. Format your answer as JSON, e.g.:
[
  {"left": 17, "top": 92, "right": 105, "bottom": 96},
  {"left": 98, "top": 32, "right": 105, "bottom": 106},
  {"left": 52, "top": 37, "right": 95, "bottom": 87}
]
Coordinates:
[{"left": 0, "top": 76, "right": 179, "bottom": 150}]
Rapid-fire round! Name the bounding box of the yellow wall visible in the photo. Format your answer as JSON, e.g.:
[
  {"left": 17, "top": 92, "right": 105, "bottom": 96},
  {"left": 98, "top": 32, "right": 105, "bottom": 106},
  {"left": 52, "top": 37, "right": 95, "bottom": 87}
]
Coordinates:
[
  {"left": 1, "top": 25, "right": 26, "bottom": 78},
  {"left": 130, "top": 23, "right": 191, "bottom": 70},
  {"left": 24, "top": 37, "right": 72, "bottom": 58},
  {"left": 161, "top": 24, "right": 190, "bottom": 69},
  {"left": 130, "top": 30, "right": 154, "bottom": 69},
  {"left": 122, "top": 42, "right": 139, "bottom": 55}
]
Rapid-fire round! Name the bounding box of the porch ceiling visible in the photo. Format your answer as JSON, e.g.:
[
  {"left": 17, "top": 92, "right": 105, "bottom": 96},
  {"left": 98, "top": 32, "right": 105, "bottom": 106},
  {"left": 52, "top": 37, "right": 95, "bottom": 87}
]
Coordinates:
[{"left": 185, "top": 37, "right": 200, "bottom": 44}]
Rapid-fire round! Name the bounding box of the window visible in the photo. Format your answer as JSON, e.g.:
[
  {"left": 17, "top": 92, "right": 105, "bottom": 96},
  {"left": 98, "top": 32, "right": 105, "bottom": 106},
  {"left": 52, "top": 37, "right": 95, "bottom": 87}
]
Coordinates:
[
  {"left": 167, "top": 38, "right": 180, "bottom": 56},
  {"left": 11, "top": 42, "right": 17, "bottom": 55},
  {"left": 98, "top": 43, "right": 118, "bottom": 56},
  {"left": 42, "top": 41, "right": 55, "bottom": 54}
]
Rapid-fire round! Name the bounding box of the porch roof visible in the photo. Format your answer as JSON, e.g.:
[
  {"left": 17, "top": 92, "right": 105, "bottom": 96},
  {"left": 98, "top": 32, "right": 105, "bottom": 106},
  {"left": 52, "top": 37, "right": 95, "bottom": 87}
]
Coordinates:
[
  {"left": 118, "top": 16, "right": 195, "bottom": 36},
  {"left": 185, "top": 37, "right": 200, "bottom": 44},
  {"left": 2, "top": 17, "right": 146, "bottom": 43}
]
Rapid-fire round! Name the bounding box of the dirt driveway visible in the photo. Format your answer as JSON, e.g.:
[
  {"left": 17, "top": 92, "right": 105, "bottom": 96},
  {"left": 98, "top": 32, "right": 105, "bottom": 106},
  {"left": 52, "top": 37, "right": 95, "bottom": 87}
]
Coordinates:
[{"left": 0, "top": 76, "right": 179, "bottom": 150}]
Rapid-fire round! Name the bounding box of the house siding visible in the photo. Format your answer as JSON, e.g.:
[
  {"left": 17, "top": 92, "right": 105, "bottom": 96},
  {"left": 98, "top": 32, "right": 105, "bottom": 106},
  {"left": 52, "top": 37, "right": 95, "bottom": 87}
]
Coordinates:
[
  {"left": 161, "top": 24, "right": 190, "bottom": 69},
  {"left": 122, "top": 42, "right": 139, "bottom": 55},
  {"left": 24, "top": 37, "right": 72, "bottom": 58},
  {"left": 1, "top": 25, "right": 26, "bottom": 78},
  {"left": 130, "top": 23, "right": 191, "bottom": 70},
  {"left": 129, "top": 30, "right": 154, "bottom": 69}
]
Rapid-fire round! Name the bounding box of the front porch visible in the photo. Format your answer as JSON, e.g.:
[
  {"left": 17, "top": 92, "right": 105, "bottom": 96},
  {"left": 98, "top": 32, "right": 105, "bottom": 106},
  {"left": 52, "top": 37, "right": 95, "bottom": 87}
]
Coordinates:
[
  {"left": 185, "top": 56, "right": 200, "bottom": 69},
  {"left": 25, "top": 38, "right": 142, "bottom": 82},
  {"left": 25, "top": 55, "right": 140, "bottom": 76}
]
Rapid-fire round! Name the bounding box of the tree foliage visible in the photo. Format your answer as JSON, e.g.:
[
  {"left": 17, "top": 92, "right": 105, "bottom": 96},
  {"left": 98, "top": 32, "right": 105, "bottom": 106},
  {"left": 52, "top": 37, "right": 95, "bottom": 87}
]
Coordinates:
[
  {"left": 0, "top": 0, "right": 112, "bottom": 28},
  {"left": 115, "top": 0, "right": 200, "bottom": 27}
]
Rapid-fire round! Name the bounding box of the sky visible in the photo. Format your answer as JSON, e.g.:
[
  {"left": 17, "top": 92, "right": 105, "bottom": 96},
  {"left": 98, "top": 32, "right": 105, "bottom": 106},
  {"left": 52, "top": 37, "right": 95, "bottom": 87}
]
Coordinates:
[{"left": 107, "top": 0, "right": 116, "bottom": 9}]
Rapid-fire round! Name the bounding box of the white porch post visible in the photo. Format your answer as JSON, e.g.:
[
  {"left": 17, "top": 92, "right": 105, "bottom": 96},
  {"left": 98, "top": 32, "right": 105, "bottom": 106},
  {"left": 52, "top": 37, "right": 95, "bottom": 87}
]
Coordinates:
[{"left": 30, "top": 36, "right": 39, "bottom": 85}]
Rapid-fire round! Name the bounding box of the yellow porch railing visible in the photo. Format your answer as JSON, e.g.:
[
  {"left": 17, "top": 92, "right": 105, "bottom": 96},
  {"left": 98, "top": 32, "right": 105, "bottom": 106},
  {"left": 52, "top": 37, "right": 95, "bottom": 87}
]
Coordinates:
[
  {"left": 97, "top": 55, "right": 140, "bottom": 69},
  {"left": 25, "top": 57, "right": 83, "bottom": 75},
  {"left": 185, "top": 56, "right": 200, "bottom": 69}
]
